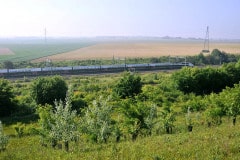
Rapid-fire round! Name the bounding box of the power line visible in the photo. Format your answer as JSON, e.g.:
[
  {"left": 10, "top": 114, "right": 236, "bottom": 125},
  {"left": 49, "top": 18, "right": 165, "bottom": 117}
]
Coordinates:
[
  {"left": 202, "top": 26, "right": 210, "bottom": 53},
  {"left": 44, "top": 27, "right": 47, "bottom": 44}
]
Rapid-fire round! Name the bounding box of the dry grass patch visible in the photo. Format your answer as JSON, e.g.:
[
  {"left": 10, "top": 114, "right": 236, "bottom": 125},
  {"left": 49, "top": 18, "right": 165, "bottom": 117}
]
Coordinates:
[{"left": 0, "top": 48, "right": 15, "bottom": 55}]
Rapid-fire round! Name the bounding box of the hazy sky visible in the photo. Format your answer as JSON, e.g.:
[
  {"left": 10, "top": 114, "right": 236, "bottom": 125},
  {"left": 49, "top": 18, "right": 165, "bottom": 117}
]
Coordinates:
[{"left": 0, "top": 0, "right": 239, "bottom": 39}]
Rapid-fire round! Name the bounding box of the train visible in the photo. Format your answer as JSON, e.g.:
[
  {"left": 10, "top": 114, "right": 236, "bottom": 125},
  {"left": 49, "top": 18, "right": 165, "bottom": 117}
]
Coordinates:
[{"left": 0, "top": 62, "right": 194, "bottom": 78}]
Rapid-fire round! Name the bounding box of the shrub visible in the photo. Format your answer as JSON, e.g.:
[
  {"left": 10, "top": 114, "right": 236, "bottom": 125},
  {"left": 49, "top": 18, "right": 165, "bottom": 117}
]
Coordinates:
[
  {"left": 31, "top": 76, "right": 68, "bottom": 105},
  {"left": 13, "top": 122, "right": 25, "bottom": 138},
  {"left": 121, "top": 100, "right": 158, "bottom": 140},
  {"left": 38, "top": 93, "right": 79, "bottom": 151},
  {"left": 114, "top": 72, "right": 142, "bottom": 99},
  {"left": 0, "top": 79, "right": 15, "bottom": 117},
  {"left": 81, "top": 96, "right": 113, "bottom": 143}
]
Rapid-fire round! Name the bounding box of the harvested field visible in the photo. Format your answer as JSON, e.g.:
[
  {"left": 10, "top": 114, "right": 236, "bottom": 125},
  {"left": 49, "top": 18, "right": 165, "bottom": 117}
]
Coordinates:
[
  {"left": 33, "top": 41, "right": 240, "bottom": 62},
  {"left": 0, "top": 48, "right": 15, "bottom": 55}
]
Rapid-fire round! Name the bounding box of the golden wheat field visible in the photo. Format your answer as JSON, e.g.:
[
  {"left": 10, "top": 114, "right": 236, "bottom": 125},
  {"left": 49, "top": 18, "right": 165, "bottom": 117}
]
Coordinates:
[{"left": 33, "top": 41, "right": 240, "bottom": 62}]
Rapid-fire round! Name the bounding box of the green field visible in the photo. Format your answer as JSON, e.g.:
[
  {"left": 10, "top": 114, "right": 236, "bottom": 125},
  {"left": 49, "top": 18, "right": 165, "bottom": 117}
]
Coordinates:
[{"left": 0, "top": 38, "right": 95, "bottom": 62}]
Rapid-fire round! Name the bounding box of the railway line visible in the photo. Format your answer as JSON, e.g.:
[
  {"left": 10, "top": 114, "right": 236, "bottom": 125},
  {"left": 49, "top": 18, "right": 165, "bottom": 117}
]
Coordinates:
[{"left": 0, "top": 62, "right": 193, "bottom": 79}]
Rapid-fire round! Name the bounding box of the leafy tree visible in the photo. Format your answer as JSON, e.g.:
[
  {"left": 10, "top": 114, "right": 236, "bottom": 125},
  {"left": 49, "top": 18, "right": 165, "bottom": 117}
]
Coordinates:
[
  {"left": 160, "top": 106, "right": 176, "bottom": 134},
  {"left": 71, "top": 91, "right": 87, "bottom": 114},
  {"left": 183, "top": 95, "right": 206, "bottom": 112},
  {"left": 81, "top": 96, "right": 113, "bottom": 143},
  {"left": 114, "top": 72, "right": 142, "bottom": 99},
  {"left": 203, "top": 93, "right": 225, "bottom": 126},
  {"left": 3, "top": 61, "right": 14, "bottom": 69},
  {"left": 49, "top": 98, "right": 78, "bottom": 151},
  {"left": 211, "top": 49, "right": 229, "bottom": 64},
  {"left": 172, "top": 67, "right": 196, "bottom": 94},
  {"left": 222, "top": 62, "right": 240, "bottom": 87},
  {"left": 0, "top": 79, "right": 15, "bottom": 117},
  {"left": 204, "top": 107, "right": 223, "bottom": 127},
  {"left": 0, "top": 121, "right": 8, "bottom": 151},
  {"left": 173, "top": 67, "right": 229, "bottom": 95},
  {"left": 196, "top": 53, "right": 206, "bottom": 65},
  {"left": 37, "top": 104, "right": 53, "bottom": 146},
  {"left": 220, "top": 84, "right": 240, "bottom": 126},
  {"left": 31, "top": 76, "right": 68, "bottom": 105},
  {"left": 121, "top": 100, "right": 157, "bottom": 140},
  {"left": 37, "top": 92, "right": 79, "bottom": 151}
]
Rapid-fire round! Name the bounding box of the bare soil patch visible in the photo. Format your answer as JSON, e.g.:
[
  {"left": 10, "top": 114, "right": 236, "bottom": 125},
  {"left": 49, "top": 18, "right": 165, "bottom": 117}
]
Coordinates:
[
  {"left": 0, "top": 48, "right": 15, "bottom": 55},
  {"left": 33, "top": 41, "right": 240, "bottom": 62}
]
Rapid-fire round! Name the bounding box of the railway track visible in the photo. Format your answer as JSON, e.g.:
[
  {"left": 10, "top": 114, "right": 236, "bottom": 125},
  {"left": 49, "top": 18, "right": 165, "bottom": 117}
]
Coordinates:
[{"left": 0, "top": 62, "right": 193, "bottom": 79}]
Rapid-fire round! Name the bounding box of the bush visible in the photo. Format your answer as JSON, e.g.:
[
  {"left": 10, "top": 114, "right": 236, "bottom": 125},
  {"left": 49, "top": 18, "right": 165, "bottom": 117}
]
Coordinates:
[
  {"left": 38, "top": 91, "right": 79, "bottom": 151},
  {"left": 0, "top": 79, "right": 15, "bottom": 117},
  {"left": 173, "top": 67, "right": 229, "bottom": 95},
  {"left": 13, "top": 122, "right": 25, "bottom": 138},
  {"left": 31, "top": 76, "right": 68, "bottom": 105},
  {"left": 81, "top": 96, "right": 113, "bottom": 143},
  {"left": 114, "top": 72, "right": 142, "bottom": 99}
]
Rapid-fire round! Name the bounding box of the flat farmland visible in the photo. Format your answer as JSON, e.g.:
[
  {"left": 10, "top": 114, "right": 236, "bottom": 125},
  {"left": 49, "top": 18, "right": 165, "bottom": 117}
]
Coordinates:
[
  {"left": 0, "top": 39, "right": 95, "bottom": 62},
  {"left": 33, "top": 40, "right": 240, "bottom": 62},
  {"left": 0, "top": 48, "right": 15, "bottom": 55}
]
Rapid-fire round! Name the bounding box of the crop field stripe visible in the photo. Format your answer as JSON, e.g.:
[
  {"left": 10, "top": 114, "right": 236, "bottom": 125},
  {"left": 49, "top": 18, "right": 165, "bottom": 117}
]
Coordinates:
[{"left": 0, "top": 42, "right": 96, "bottom": 62}]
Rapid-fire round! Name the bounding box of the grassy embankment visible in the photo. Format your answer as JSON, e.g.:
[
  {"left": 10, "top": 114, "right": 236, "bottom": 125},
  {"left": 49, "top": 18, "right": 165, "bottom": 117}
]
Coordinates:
[{"left": 1, "top": 116, "right": 240, "bottom": 160}]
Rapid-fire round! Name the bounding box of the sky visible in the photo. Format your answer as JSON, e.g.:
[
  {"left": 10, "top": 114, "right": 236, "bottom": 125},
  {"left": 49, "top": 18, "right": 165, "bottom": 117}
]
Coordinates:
[{"left": 0, "top": 0, "right": 239, "bottom": 39}]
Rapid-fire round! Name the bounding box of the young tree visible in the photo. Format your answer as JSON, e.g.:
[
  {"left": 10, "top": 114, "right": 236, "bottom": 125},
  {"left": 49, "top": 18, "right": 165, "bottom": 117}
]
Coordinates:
[
  {"left": 31, "top": 76, "right": 68, "bottom": 105},
  {"left": 221, "top": 84, "right": 240, "bottom": 126},
  {"left": 37, "top": 104, "right": 53, "bottom": 146},
  {"left": 186, "top": 107, "right": 193, "bottom": 132},
  {"left": 121, "top": 100, "right": 157, "bottom": 140},
  {"left": 161, "top": 106, "right": 176, "bottom": 134},
  {"left": 0, "top": 121, "right": 8, "bottom": 151},
  {"left": 49, "top": 98, "right": 78, "bottom": 151},
  {"left": 204, "top": 93, "right": 225, "bottom": 127},
  {"left": 0, "top": 79, "right": 15, "bottom": 117},
  {"left": 81, "top": 96, "right": 113, "bottom": 143},
  {"left": 114, "top": 72, "right": 142, "bottom": 99},
  {"left": 37, "top": 90, "right": 79, "bottom": 151}
]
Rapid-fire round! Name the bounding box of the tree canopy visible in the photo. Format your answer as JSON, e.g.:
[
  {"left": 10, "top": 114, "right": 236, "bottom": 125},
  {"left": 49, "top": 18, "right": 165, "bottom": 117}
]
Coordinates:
[
  {"left": 0, "top": 79, "right": 14, "bottom": 117},
  {"left": 173, "top": 61, "right": 240, "bottom": 95},
  {"left": 114, "top": 72, "right": 142, "bottom": 99},
  {"left": 31, "top": 76, "right": 68, "bottom": 105}
]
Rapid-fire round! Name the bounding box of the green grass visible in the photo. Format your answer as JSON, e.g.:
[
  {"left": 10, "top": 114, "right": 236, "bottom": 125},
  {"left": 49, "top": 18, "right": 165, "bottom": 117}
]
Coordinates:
[{"left": 1, "top": 117, "right": 240, "bottom": 160}]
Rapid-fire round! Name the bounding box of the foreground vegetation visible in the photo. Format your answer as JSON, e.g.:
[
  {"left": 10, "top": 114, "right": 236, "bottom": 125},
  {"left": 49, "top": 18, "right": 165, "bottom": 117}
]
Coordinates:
[
  {"left": 1, "top": 120, "right": 240, "bottom": 160},
  {"left": 1, "top": 58, "right": 240, "bottom": 159}
]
